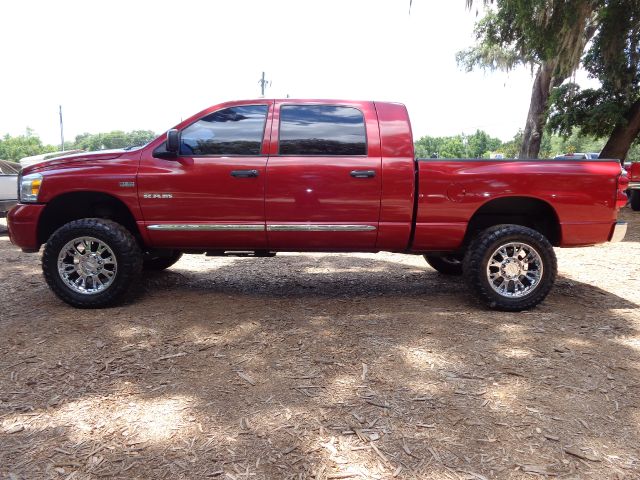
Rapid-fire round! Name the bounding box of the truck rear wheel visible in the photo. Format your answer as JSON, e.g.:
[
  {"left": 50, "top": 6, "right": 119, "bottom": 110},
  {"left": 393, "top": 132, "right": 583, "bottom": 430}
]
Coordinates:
[
  {"left": 463, "top": 225, "right": 557, "bottom": 311},
  {"left": 143, "top": 250, "right": 183, "bottom": 271},
  {"left": 424, "top": 254, "right": 463, "bottom": 275},
  {"left": 630, "top": 190, "right": 640, "bottom": 211},
  {"left": 42, "top": 218, "right": 142, "bottom": 308}
]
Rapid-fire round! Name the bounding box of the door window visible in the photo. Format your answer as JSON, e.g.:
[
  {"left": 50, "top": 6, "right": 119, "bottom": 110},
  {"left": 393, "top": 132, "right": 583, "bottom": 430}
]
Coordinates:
[
  {"left": 279, "top": 105, "right": 367, "bottom": 156},
  {"left": 180, "top": 105, "right": 269, "bottom": 156}
]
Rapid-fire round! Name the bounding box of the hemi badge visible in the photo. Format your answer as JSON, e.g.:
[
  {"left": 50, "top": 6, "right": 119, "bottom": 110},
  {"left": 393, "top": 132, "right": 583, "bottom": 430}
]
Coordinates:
[{"left": 119, "top": 181, "right": 135, "bottom": 188}]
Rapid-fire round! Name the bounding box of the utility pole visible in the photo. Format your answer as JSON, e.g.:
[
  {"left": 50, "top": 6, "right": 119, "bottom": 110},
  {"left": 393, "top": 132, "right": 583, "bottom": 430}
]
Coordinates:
[
  {"left": 258, "top": 72, "right": 271, "bottom": 98},
  {"left": 59, "top": 105, "right": 64, "bottom": 151}
]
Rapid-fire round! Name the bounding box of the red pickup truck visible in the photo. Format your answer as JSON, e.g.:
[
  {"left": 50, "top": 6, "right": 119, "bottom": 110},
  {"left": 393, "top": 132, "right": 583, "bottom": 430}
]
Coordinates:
[
  {"left": 628, "top": 162, "right": 640, "bottom": 210},
  {"left": 8, "top": 99, "right": 628, "bottom": 311}
]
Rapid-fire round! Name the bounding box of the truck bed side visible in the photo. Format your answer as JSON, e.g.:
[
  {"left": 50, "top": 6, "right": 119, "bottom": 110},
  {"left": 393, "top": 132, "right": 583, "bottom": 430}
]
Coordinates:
[{"left": 412, "top": 159, "right": 623, "bottom": 251}]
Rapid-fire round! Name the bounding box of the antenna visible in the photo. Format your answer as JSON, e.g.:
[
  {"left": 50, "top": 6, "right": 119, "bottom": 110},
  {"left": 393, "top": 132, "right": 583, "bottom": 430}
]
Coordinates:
[
  {"left": 59, "top": 105, "right": 64, "bottom": 151},
  {"left": 258, "top": 72, "right": 271, "bottom": 98}
]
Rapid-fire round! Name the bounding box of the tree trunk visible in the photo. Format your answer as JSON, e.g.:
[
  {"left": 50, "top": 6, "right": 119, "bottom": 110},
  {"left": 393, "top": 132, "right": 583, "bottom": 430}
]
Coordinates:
[
  {"left": 519, "top": 61, "right": 562, "bottom": 159},
  {"left": 599, "top": 99, "right": 640, "bottom": 163}
]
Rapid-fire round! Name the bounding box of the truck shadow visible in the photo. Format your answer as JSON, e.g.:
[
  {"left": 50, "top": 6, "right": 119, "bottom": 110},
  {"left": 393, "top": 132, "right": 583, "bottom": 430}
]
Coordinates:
[{"left": 144, "top": 253, "right": 638, "bottom": 311}]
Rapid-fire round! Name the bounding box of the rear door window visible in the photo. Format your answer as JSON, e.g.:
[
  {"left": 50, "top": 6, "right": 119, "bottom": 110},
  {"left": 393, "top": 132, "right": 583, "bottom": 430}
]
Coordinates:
[{"left": 279, "top": 105, "right": 367, "bottom": 156}]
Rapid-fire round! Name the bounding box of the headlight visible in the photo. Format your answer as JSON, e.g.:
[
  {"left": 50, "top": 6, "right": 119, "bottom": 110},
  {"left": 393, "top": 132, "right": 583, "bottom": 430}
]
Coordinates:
[{"left": 19, "top": 173, "right": 43, "bottom": 203}]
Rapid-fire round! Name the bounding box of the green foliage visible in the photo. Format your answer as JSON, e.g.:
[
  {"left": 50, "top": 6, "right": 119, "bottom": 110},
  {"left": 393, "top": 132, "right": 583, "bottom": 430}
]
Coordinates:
[
  {"left": 0, "top": 128, "right": 57, "bottom": 162},
  {"left": 414, "top": 130, "right": 502, "bottom": 158},
  {"left": 0, "top": 129, "right": 158, "bottom": 162},
  {"left": 549, "top": 131, "right": 606, "bottom": 156},
  {"left": 628, "top": 142, "right": 640, "bottom": 162},
  {"left": 498, "top": 130, "right": 523, "bottom": 159},
  {"left": 70, "top": 130, "right": 157, "bottom": 151},
  {"left": 415, "top": 129, "right": 609, "bottom": 159},
  {"left": 547, "top": 0, "right": 640, "bottom": 139},
  {"left": 459, "top": 0, "right": 596, "bottom": 77},
  {"left": 467, "top": 130, "right": 503, "bottom": 158}
]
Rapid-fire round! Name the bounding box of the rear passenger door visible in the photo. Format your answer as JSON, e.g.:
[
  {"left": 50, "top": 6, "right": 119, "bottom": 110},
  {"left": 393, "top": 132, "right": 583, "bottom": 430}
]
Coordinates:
[{"left": 265, "top": 102, "right": 382, "bottom": 250}]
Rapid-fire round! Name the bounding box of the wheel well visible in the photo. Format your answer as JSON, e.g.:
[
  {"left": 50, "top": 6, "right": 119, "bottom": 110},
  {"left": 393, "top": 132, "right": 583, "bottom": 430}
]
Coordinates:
[
  {"left": 464, "top": 197, "right": 560, "bottom": 246},
  {"left": 38, "top": 192, "right": 140, "bottom": 245}
]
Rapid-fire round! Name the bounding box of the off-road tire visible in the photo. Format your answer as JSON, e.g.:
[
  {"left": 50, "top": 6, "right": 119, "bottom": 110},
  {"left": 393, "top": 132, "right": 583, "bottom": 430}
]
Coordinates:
[
  {"left": 630, "top": 190, "right": 640, "bottom": 211},
  {"left": 424, "top": 254, "right": 463, "bottom": 275},
  {"left": 42, "top": 218, "right": 142, "bottom": 308},
  {"left": 143, "top": 250, "right": 183, "bottom": 271},
  {"left": 463, "top": 224, "right": 557, "bottom": 311}
]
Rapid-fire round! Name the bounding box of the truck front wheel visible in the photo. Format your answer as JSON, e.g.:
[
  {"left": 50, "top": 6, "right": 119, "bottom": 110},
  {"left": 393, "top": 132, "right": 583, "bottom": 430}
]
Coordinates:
[
  {"left": 630, "top": 190, "right": 640, "bottom": 211},
  {"left": 42, "top": 218, "right": 142, "bottom": 308},
  {"left": 463, "top": 225, "right": 557, "bottom": 311}
]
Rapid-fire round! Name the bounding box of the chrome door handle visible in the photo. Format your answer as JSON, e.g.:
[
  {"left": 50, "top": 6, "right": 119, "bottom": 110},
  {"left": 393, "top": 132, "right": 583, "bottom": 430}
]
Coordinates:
[
  {"left": 350, "top": 170, "right": 376, "bottom": 178},
  {"left": 230, "top": 169, "right": 259, "bottom": 178}
]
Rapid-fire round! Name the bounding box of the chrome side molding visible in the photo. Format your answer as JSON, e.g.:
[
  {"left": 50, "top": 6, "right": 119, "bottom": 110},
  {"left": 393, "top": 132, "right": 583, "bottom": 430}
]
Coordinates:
[
  {"left": 267, "top": 225, "right": 376, "bottom": 232},
  {"left": 147, "top": 224, "right": 377, "bottom": 232},
  {"left": 148, "top": 224, "right": 265, "bottom": 231}
]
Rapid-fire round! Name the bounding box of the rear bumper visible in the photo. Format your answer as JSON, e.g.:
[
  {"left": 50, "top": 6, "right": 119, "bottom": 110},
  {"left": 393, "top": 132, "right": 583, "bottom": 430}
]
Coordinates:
[
  {"left": 7, "top": 204, "right": 45, "bottom": 252},
  {"left": 609, "top": 221, "right": 627, "bottom": 243}
]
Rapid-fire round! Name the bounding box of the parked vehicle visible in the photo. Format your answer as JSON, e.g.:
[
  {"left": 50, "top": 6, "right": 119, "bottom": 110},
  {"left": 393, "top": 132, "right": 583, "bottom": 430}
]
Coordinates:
[
  {"left": 19, "top": 150, "right": 84, "bottom": 169},
  {"left": 553, "top": 152, "right": 600, "bottom": 160},
  {"left": 7, "top": 99, "right": 628, "bottom": 310},
  {"left": 0, "top": 160, "right": 19, "bottom": 216},
  {"left": 628, "top": 162, "right": 640, "bottom": 211}
]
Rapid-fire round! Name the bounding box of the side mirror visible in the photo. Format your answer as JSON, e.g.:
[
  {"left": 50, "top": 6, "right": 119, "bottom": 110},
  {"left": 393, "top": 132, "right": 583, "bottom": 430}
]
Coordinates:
[{"left": 166, "top": 129, "right": 180, "bottom": 154}]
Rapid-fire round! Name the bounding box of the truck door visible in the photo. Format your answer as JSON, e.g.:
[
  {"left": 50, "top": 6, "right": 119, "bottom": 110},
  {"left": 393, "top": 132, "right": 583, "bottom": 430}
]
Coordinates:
[
  {"left": 137, "top": 102, "right": 272, "bottom": 250},
  {"left": 265, "top": 102, "right": 382, "bottom": 250}
]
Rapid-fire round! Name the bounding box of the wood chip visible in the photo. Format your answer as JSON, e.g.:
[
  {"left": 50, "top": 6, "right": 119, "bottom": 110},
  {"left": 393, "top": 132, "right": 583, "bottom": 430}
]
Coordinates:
[
  {"left": 153, "top": 352, "right": 187, "bottom": 362},
  {"left": 237, "top": 372, "right": 255, "bottom": 386},
  {"left": 564, "top": 446, "right": 601, "bottom": 462},
  {"left": 521, "top": 464, "right": 556, "bottom": 475},
  {"left": 6, "top": 425, "right": 24, "bottom": 434},
  {"left": 365, "top": 398, "right": 388, "bottom": 408}
]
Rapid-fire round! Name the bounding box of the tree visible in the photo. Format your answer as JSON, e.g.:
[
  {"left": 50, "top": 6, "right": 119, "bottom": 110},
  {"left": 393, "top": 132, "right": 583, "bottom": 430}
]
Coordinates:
[
  {"left": 414, "top": 130, "right": 502, "bottom": 158},
  {"left": 547, "top": 0, "right": 640, "bottom": 162},
  {"left": 459, "top": 0, "right": 598, "bottom": 159},
  {"left": 70, "top": 130, "right": 156, "bottom": 151},
  {"left": 0, "top": 129, "right": 57, "bottom": 161},
  {"left": 466, "top": 129, "right": 502, "bottom": 158}
]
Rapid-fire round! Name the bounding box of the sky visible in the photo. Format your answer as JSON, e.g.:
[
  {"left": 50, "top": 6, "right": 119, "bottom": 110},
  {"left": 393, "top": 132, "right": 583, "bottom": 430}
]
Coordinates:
[{"left": 0, "top": 0, "right": 596, "bottom": 145}]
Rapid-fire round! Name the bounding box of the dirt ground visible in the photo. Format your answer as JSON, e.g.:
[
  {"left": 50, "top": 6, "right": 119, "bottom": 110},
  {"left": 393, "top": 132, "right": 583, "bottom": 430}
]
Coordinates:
[{"left": 1, "top": 210, "right": 639, "bottom": 480}]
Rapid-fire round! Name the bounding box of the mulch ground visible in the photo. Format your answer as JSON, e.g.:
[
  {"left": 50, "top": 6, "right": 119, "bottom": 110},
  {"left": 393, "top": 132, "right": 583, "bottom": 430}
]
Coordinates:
[{"left": 1, "top": 209, "right": 639, "bottom": 479}]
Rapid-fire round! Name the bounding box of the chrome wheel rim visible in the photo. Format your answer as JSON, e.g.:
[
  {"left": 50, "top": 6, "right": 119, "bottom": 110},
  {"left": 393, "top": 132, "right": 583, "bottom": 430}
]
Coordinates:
[
  {"left": 57, "top": 237, "right": 118, "bottom": 295},
  {"left": 486, "top": 242, "right": 543, "bottom": 298}
]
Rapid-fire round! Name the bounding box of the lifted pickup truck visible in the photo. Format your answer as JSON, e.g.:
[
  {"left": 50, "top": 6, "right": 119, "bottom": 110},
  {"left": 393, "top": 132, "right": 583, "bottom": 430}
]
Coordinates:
[{"left": 8, "top": 99, "right": 628, "bottom": 310}]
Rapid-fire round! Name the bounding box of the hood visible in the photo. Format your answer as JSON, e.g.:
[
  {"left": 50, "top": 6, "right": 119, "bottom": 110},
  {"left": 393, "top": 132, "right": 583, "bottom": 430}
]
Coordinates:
[{"left": 22, "top": 149, "right": 128, "bottom": 174}]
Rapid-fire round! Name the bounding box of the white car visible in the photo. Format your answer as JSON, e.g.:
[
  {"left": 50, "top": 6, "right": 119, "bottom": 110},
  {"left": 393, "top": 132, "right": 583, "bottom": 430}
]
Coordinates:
[
  {"left": 0, "top": 160, "right": 19, "bottom": 216},
  {"left": 18, "top": 149, "right": 83, "bottom": 168}
]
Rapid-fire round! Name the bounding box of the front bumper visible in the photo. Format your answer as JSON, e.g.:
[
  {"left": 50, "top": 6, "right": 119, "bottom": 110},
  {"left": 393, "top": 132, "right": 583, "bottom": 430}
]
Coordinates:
[
  {"left": 609, "top": 221, "right": 627, "bottom": 243},
  {"left": 629, "top": 181, "right": 640, "bottom": 190},
  {"left": 7, "top": 203, "right": 45, "bottom": 252}
]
